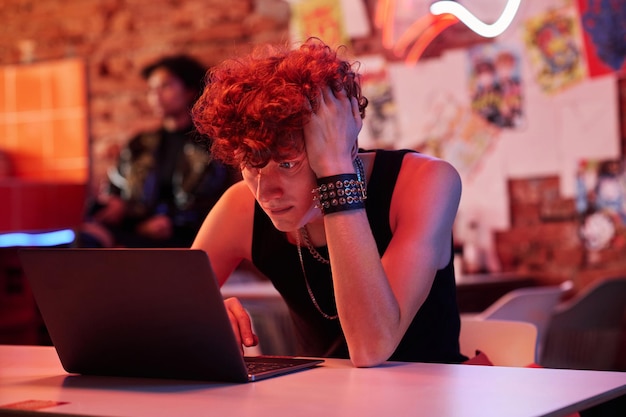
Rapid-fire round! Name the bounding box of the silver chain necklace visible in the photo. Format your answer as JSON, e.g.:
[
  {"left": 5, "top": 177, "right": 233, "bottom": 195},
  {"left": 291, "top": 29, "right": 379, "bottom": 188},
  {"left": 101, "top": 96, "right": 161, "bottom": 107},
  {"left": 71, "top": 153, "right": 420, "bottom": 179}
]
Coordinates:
[
  {"left": 300, "top": 226, "right": 330, "bottom": 264},
  {"left": 295, "top": 231, "right": 338, "bottom": 320},
  {"left": 354, "top": 155, "right": 365, "bottom": 185}
]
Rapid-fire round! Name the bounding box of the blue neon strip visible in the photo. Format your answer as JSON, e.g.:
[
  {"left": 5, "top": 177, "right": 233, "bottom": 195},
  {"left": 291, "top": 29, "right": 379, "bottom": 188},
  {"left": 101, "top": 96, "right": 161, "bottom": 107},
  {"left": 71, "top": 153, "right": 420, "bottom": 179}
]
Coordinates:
[{"left": 0, "top": 229, "right": 75, "bottom": 247}]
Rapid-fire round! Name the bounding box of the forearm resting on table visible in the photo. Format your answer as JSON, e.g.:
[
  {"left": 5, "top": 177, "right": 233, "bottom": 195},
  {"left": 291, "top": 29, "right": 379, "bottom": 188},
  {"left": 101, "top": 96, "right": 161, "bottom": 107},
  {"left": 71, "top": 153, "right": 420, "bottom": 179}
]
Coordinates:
[{"left": 325, "top": 211, "right": 419, "bottom": 367}]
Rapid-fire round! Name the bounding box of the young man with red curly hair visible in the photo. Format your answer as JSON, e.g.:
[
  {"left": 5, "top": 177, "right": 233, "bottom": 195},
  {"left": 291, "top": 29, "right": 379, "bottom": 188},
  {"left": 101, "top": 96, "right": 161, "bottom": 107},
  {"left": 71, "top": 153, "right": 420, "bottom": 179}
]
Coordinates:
[{"left": 191, "top": 38, "right": 465, "bottom": 367}]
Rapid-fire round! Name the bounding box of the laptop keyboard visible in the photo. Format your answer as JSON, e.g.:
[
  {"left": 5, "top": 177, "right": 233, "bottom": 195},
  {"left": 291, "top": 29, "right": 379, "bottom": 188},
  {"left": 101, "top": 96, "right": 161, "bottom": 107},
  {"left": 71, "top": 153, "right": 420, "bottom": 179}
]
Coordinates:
[{"left": 244, "top": 357, "right": 313, "bottom": 374}]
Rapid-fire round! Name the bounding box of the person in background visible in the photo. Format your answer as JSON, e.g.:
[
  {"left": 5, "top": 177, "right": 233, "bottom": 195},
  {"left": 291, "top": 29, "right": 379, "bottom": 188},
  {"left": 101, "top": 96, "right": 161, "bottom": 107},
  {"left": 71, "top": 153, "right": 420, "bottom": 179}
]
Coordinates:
[
  {"left": 78, "top": 55, "right": 238, "bottom": 248},
  {"left": 191, "top": 39, "right": 466, "bottom": 367}
]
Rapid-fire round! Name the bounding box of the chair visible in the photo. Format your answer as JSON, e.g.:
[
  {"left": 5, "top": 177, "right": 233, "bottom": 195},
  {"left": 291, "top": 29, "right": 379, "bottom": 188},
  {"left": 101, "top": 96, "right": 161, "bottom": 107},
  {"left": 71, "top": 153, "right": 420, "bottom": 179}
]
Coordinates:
[
  {"left": 459, "top": 317, "right": 538, "bottom": 367},
  {"left": 467, "top": 280, "right": 573, "bottom": 361},
  {"left": 539, "top": 277, "right": 626, "bottom": 371}
]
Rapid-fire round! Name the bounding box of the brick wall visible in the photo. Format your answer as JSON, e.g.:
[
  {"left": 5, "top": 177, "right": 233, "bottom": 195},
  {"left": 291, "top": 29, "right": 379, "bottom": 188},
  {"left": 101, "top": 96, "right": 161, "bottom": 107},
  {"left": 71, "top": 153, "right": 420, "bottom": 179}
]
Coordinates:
[
  {"left": 494, "top": 175, "right": 626, "bottom": 291},
  {"left": 0, "top": 0, "right": 292, "bottom": 194}
]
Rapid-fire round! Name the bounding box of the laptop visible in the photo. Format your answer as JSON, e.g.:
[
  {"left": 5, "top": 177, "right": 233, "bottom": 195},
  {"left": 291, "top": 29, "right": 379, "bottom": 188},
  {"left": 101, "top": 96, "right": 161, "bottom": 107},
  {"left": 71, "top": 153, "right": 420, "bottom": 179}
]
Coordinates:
[{"left": 18, "top": 248, "right": 323, "bottom": 383}]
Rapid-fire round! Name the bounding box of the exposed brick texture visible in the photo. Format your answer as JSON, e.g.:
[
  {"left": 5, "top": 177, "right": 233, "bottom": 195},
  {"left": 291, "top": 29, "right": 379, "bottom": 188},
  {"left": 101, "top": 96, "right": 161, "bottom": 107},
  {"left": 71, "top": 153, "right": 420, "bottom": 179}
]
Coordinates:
[{"left": 0, "top": 0, "right": 291, "bottom": 193}]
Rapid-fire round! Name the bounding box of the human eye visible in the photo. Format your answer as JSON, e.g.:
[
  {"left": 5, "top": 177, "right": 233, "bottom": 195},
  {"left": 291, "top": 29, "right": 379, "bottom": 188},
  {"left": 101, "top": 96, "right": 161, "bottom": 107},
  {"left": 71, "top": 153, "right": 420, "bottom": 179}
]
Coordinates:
[{"left": 277, "top": 160, "right": 298, "bottom": 170}]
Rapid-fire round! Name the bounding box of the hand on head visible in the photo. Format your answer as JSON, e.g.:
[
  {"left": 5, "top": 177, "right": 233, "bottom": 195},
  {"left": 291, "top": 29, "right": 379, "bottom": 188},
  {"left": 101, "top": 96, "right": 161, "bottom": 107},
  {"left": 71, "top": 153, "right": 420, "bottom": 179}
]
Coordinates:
[
  {"left": 191, "top": 38, "right": 368, "bottom": 172},
  {"left": 304, "top": 85, "right": 363, "bottom": 178}
]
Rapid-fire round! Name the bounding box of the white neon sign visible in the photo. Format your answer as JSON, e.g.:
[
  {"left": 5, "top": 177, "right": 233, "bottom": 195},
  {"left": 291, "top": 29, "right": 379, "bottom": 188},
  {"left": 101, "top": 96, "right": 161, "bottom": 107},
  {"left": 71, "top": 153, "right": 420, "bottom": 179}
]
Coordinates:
[{"left": 429, "top": 0, "right": 521, "bottom": 38}]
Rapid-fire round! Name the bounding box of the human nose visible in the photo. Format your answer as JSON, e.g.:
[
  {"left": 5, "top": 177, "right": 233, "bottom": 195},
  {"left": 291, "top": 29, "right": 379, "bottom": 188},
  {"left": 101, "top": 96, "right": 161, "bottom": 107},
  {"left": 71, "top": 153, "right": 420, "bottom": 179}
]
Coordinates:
[
  {"left": 147, "top": 87, "right": 162, "bottom": 106},
  {"left": 255, "top": 168, "right": 282, "bottom": 202}
]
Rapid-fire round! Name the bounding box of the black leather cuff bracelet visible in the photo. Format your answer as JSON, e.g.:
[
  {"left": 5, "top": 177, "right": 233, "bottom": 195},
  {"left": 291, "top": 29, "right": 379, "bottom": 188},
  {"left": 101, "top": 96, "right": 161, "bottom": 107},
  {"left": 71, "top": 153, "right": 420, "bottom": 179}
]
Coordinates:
[{"left": 313, "top": 174, "right": 367, "bottom": 215}]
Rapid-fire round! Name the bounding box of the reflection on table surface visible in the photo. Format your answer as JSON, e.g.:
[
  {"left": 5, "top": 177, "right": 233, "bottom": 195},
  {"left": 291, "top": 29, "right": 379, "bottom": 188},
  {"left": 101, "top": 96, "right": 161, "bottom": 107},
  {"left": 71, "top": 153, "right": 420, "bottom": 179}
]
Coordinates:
[{"left": 1, "top": 344, "right": 625, "bottom": 417}]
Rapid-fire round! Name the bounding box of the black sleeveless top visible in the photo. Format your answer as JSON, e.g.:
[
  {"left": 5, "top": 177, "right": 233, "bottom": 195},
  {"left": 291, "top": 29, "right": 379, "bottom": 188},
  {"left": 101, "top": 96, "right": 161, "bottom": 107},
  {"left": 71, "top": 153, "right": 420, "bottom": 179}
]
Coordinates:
[{"left": 251, "top": 149, "right": 466, "bottom": 363}]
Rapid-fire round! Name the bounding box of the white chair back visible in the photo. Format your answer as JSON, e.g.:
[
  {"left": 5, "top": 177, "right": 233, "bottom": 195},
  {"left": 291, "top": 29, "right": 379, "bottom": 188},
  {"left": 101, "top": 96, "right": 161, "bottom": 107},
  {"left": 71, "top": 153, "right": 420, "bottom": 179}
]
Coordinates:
[
  {"left": 460, "top": 317, "right": 538, "bottom": 367},
  {"left": 472, "top": 280, "right": 572, "bottom": 360}
]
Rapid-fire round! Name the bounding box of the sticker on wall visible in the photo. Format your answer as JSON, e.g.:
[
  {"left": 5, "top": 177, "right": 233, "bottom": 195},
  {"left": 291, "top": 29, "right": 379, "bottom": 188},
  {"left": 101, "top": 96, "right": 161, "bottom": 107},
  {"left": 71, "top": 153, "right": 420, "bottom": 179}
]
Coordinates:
[
  {"left": 289, "top": 0, "right": 350, "bottom": 48},
  {"left": 468, "top": 43, "right": 524, "bottom": 129},
  {"left": 577, "top": 0, "right": 626, "bottom": 77},
  {"left": 523, "top": 6, "right": 587, "bottom": 94},
  {"left": 576, "top": 158, "right": 626, "bottom": 224}
]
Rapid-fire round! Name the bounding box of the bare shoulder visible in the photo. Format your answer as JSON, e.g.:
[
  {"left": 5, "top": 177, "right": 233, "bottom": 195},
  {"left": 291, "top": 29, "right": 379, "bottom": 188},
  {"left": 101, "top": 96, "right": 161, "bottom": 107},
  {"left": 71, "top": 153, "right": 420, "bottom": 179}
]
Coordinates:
[
  {"left": 398, "top": 152, "right": 461, "bottom": 189},
  {"left": 192, "top": 181, "right": 255, "bottom": 265},
  {"left": 214, "top": 180, "right": 256, "bottom": 214},
  {"left": 205, "top": 181, "right": 255, "bottom": 239},
  {"left": 388, "top": 152, "right": 461, "bottom": 244}
]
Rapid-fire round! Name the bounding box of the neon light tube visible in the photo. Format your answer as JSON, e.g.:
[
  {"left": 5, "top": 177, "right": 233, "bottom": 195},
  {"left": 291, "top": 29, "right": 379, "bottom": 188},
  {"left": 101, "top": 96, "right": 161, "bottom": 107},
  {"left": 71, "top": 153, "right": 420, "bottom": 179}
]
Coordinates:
[
  {"left": 405, "top": 15, "right": 459, "bottom": 64},
  {"left": 0, "top": 229, "right": 75, "bottom": 247},
  {"left": 429, "top": 0, "right": 521, "bottom": 38}
]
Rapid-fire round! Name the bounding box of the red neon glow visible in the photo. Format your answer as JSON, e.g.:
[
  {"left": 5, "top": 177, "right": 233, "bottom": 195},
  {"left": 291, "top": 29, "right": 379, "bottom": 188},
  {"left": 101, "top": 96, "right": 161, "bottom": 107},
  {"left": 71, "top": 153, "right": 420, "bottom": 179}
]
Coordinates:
[
  {"left": 376, "top": 1, "right": 519, "bottom": 64},
  {"left": 405, "top": 15, "right": 459, "bottom": 64},
  {"left": 375, "top": 0, "right": 397, "bottom": 49},
  {"left": 376, "top": 0, "right": 459, "bottom": 64},
  {"left": 392, "top": 14, "right": 435, "bottom": 57}
]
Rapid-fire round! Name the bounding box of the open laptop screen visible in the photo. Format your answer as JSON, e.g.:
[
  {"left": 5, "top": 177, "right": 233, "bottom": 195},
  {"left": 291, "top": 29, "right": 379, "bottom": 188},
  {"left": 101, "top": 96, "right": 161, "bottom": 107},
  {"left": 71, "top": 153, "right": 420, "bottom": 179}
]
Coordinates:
[{"left": 19, "top": 248, "right": 322, "bottom": 383}]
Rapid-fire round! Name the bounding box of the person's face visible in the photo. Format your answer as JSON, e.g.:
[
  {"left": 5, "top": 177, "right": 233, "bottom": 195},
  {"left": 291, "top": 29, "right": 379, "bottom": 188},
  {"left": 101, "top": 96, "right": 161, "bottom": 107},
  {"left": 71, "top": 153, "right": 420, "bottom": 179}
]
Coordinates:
[
  {"left": 146, "top": 68, "right": 195, "bottom": 118},
  {"left": 241, "top": 149, "right": 321, "bottom": 232}
]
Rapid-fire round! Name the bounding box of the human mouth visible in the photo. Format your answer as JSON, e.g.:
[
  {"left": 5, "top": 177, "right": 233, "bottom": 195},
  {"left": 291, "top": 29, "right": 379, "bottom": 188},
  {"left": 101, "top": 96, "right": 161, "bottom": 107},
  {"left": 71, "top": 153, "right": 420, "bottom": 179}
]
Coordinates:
[{"left": 265, "top": 206, "right": 293, "bottom": 216}]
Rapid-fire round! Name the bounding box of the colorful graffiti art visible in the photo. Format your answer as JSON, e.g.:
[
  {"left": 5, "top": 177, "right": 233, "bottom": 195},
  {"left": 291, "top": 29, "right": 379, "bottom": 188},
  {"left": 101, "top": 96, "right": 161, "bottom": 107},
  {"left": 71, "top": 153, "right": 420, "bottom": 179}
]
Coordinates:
[
  {"left": 524, "top": 6, "right": 587, "bottom": 94},
  {"left": 577, "top": 0, "right": 626, "bottom": 77}
]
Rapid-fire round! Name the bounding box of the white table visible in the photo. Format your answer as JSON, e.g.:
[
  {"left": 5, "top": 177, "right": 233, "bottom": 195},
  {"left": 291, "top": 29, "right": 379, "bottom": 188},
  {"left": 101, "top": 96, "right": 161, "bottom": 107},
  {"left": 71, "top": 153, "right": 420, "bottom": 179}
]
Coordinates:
[{"left": 1, "top": 345, "right": 625, "bottom": 417}]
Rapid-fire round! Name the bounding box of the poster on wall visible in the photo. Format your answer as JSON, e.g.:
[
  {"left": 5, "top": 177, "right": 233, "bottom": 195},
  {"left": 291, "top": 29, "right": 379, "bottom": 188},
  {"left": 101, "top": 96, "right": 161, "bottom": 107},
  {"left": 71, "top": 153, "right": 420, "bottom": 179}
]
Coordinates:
[
  {"left": 576, "top": 0, "right": 626, "bottom": 77},
  {"left": 356, "top": 55, "right": 400, "bottom": 150},
  {"left": 414, "top": 95, "right": 501, "bottom": 179},
  {"left": 523, "top": 6, "right": 587, "bottom": 94},
  {"left": 289, "top": 0, "right": 350, "bottom": 47},
  {"left": 468, "top": 43, "right": 524, "bottom": 129}
]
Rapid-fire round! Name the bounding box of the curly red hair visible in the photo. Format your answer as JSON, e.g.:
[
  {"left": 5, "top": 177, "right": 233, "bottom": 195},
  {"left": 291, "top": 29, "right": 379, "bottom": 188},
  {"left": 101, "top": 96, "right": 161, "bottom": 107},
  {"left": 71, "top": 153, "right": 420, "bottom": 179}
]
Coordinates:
[{"left": 192, "top": 38, "right": 368, "bottom": 168}]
